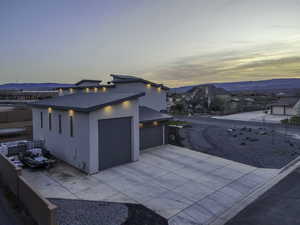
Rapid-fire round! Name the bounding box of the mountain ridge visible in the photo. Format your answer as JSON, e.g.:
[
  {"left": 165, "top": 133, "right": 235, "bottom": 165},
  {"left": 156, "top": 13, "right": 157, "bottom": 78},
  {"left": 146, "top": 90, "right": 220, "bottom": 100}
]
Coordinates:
[{"left": 170, "top": 78, "right": 300, "bottom": 93}]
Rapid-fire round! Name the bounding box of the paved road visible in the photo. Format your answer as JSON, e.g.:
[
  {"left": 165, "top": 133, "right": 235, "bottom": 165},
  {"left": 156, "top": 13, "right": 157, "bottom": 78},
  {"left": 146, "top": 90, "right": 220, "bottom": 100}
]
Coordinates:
[
  {"left": 225, "top": 167, "right": 300, "bottom": 225},
  {"left": 174, "top": 116, "right": 300, "bottom": 168}
]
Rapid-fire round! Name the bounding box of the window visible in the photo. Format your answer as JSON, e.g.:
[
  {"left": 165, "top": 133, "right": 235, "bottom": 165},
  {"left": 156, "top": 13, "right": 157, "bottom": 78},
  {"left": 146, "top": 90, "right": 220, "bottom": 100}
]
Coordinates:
[
  {"left": 40, "top": 112, "right": 43, "bottom": 128},
  {"left": 58, "top": 114, "right": 62, "bottom": 134},
  {"left": 48, "top": 113, "right": 52, "bottom": 131},
  {"left": 70, "top": 116, "right": 74, "bottom": 137}
]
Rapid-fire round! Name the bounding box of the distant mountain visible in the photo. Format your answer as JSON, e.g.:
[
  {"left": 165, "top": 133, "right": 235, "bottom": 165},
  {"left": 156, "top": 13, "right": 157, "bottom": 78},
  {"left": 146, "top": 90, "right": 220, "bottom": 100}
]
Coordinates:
[
  {"left": 0, "top": 83, "right": 73, "bottom": 91},
  {"left": 170, "top": 78, "right": 300, "bottom": 94}
]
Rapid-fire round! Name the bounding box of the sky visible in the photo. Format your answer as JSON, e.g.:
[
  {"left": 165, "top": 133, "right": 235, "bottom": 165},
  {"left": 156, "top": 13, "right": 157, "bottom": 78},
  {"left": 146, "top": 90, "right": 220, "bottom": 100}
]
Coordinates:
[{"left": 1, "top": 0, "right": 300, "bottom": 87}]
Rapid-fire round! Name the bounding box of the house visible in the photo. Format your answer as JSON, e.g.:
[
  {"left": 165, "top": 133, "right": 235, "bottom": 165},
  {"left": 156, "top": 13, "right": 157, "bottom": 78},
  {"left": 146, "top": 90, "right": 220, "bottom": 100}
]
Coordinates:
[
  {"left": 55, "top": 79, "right": 114, "bottom": 96},
  {"left": 110, "top": 74, "right": 169, "bottom": 111},
  {"left": 270, "top": 97, "right": 300, "bottom": 116},
  {"left": 55, "top": 75, "right": 168, "bottom": 112},
  {"left": 29, "top": 76, "right": 172, "bottom": 174}
]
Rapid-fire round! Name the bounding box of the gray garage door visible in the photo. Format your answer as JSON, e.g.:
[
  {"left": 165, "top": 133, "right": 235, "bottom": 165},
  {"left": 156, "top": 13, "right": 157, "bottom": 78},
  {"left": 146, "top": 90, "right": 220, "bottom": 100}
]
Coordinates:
[
  {"left": 140, "top": 125, "right": 163, "bottom": 150},
  {"left": 272, "top": 106, "right": 285, "bottom": 115},
  {"left": 98, "top": 117, "right": 132, "bottom": 170}
]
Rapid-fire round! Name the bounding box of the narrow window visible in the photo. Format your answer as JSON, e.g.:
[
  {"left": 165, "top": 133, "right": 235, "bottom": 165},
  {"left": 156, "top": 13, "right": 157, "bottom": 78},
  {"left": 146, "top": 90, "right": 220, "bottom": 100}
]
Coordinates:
[
  {"left": 58, "top": 114, "right": 62, "bottom": 134},
  {"left": 40, "top": 112, "right": 43, "bottom": 128},
  {"left": 48, "top": 113, "right": 52, "bottom": 131},
  {"left": 70, "top": 116, "right": 74, "bottom": 137}
]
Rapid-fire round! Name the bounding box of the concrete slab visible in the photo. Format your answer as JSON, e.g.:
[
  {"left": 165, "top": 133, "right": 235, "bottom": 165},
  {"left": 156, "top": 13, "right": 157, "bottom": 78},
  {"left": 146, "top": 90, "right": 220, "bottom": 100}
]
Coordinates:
[{"left": 22, "top": 145, "right": 280, "bottom": 223}]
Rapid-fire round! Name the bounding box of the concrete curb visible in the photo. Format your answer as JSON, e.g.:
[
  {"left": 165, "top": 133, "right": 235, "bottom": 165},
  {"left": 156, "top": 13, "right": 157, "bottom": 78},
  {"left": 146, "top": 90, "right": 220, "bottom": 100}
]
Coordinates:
[
  {"left": 279, "top": 156, "right": 300, "bottom": 174},
  {"left": 209, "top": 161, "right": 300, "bottom": 225}
]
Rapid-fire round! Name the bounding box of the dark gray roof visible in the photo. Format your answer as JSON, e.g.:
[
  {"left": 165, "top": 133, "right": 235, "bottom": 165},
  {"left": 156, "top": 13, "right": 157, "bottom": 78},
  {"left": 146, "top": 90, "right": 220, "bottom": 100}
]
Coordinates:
[
  {"left": 75, "top": 79, "right": 102, "bottom": 86},
  {"left": 28, "top": 92, "right": 145, "bottom": 112},
  {"left": 139, "top": 106, "right": 173, "bottom": 122},
  {"left": 111, "top": 74, "right": 169, "bottom": 90},
  {"left": 53, "top": 84, "right": 115, "bottom": 90},
  {"left": 270, "top": 97, "right": 300, "bottom": 107}
]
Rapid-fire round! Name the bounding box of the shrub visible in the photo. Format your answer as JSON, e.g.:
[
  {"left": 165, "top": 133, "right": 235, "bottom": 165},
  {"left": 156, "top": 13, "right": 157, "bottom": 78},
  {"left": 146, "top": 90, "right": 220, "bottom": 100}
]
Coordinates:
[{"left": 281, "top": 116, "right": 300, "bottom": 125}]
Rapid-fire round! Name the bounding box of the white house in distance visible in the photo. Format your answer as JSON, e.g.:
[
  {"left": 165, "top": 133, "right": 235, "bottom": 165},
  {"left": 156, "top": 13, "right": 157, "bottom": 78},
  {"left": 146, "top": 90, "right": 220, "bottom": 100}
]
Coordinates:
[
  {"left": 29, "top": 75, "right": 172, "bottom": 174},
  {"left": 270, "top": 97, "right": 300, "bottom": 116}
]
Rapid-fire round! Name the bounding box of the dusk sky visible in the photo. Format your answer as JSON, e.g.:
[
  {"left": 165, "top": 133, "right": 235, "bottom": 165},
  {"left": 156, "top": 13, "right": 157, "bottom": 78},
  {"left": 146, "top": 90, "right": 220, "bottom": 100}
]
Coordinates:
[{"left": 1, "top": 0, "right": 300, "bottom": 87}]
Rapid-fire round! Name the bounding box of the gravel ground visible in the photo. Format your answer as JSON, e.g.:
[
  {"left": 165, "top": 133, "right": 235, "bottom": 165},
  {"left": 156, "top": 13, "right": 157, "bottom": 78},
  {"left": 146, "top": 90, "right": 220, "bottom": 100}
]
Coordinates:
[
  {"left": 50, "top": 199, "right": 128, "bottom": 225},
  {"left": 50, "top": 199, "right": 167, "bottom": 225},
  {"left": 123, "top": 204, "right": 168, "bottom": 225},
  {"left": 178, "top": 121, "right": 300, "bottom": 169}
]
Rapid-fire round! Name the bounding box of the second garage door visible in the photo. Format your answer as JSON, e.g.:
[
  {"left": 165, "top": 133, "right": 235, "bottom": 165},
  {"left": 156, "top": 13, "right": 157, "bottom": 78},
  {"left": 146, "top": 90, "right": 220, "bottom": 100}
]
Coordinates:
[
  {"left": 140, "top": 125, "right": 164, "bottom": 150},
  {"left": 98, "top": 117, "right": 132, "bottom": 170}
]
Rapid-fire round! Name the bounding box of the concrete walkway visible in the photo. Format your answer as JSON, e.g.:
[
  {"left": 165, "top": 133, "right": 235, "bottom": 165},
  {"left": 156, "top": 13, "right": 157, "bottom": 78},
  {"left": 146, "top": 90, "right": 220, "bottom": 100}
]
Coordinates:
[{"left": 23, "top": 145, "right": 279, "bottom": 224}]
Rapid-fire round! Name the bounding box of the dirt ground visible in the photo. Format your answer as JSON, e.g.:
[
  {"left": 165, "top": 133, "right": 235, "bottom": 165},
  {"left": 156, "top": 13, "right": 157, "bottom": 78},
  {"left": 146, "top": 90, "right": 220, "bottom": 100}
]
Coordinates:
[{"left": 178, "top": 120, "right": 300, "bottom": 169}]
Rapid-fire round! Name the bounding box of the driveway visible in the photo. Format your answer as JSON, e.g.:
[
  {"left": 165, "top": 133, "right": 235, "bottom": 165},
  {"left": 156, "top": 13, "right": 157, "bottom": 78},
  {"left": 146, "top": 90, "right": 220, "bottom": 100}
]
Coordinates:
[{"left": 23, "top": 145, "right": 279, "bottom": 224}]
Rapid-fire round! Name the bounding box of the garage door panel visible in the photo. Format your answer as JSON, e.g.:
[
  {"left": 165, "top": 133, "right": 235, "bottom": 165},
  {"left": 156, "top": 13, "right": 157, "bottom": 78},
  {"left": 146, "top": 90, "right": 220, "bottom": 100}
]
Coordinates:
[
  {"left": 99, "top": 117, "right": 132, "bottom": 170},
  {"left": 140, "top": 125, "right": 163, "bottom": 150},
  {"left": 272, "top": 106, "right": 284, "bottom": 115}
]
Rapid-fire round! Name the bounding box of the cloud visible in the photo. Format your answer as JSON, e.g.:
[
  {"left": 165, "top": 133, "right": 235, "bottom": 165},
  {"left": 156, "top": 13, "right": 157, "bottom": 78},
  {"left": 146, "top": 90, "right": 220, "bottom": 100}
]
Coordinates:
[{"left": 144, "top": 40, "right": 300, "bottom": 87}]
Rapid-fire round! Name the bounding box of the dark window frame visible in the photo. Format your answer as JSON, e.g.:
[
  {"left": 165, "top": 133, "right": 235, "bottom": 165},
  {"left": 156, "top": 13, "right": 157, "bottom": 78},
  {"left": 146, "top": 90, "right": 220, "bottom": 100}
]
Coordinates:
[
  {"left": 70, "top": 116, "right": 74, "bottom": 137},
  {"left": 40, "top": 112, "right": 43, "bottom": 128},
  {"left": 58, "top": 114, "right": 62, "bottom": 134},
  {"left": 48, "top": 113, "right": 52, "bottom": 131}
]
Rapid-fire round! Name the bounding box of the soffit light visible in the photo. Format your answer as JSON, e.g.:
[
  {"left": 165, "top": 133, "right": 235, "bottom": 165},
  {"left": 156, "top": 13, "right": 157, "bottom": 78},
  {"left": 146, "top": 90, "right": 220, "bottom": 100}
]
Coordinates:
[{"left": 68, "top": 109, "right": 74, "bottom": 117}]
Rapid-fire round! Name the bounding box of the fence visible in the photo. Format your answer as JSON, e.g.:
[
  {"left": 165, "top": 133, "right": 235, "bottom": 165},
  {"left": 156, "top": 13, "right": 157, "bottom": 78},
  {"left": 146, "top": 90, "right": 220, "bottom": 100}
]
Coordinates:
[
  {"left": 0, "top": 108, "right": 32, "bottom": 123},
  {"left": 0, "top": 153, "right": 57, "bottom": 225}
]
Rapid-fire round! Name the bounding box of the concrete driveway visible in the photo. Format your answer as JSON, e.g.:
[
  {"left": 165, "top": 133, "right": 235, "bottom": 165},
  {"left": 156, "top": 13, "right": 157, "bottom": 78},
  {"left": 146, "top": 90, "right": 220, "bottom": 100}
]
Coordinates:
[{"left": 23, "top": 145, "right": 279, "bottom": 224}]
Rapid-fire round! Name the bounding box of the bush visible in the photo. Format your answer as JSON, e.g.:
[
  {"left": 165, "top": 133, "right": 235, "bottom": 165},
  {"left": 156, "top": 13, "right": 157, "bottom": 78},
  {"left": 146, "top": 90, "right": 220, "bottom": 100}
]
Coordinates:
[
  {"left": 167, "top": 120, "right": 189, "bottom": 126},
  {"left": 289, "top": 116, "right": 300, "bottom": 125},
  {"left": 281, "top": 116, "right": 300, "bottom": 125}
]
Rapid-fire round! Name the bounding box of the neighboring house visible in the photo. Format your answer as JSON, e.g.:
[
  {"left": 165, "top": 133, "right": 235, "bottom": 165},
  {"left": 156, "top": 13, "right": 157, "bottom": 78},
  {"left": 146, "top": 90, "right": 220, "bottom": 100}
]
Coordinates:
[
  {"left": 29, "top": 75, "right": 172, "bottom": 174},
  {"left": 110, "top": 74, "right": 169, "bottom": 111},
  {"left": 295, "top": 99, "right": 300, "bottom": 115},
  {"left": 270, "top": 97, "right": 300, "bottom": 116}
]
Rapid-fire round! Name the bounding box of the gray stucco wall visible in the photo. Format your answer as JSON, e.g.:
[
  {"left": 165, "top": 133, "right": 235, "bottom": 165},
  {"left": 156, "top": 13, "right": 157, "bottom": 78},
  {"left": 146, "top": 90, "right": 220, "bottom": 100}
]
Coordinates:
[
  {"left": 110, "top": 82, "right": 167, "bottom": 111},
  {"left": 32, "top": 108, "right": 90, "bottom": 173},
  {"left": 88, "top": 99, "right": 139, "bottom": 174}
]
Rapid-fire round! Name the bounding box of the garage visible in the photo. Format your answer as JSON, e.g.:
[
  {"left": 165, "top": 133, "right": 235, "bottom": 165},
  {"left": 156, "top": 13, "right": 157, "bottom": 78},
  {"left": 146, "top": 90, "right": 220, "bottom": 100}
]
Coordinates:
[
  {"left": 270, "top": 97, "right": 300, "bottom": 116},
  {"left": 139, "top": 106, "right": 172, "bottom": 151},
  {"left": 98, "top": 117, "right": 132, "bottom": 170},
  {"left": 140, "top": 124, "right": 164, "bottom": 150},
  {"left": 271, "top": 106, "right": 285, "bottom": 115}
]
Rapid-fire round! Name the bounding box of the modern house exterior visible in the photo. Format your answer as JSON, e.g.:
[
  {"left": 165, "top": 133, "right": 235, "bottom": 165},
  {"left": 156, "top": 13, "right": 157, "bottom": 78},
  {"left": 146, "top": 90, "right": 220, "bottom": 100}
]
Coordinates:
[
  {"left": 55, "top": 75, "right": 168, "bottom": 112},
  {"left": 55, "top": 79, "right": 114, "bottom": 96},
  {"left": 109, "top": 74, "right": 169, "bottom": 111},
  {"left": 270, "top": 97, "right": 300, "bottom": 116},
  {"left": 29, "top": 75, "right": 172, "bottom": 174}
]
